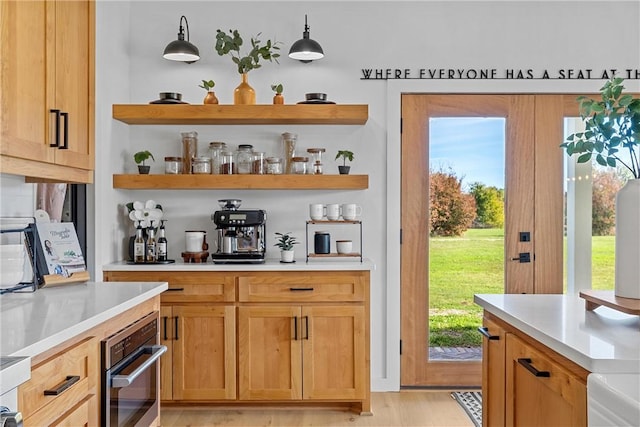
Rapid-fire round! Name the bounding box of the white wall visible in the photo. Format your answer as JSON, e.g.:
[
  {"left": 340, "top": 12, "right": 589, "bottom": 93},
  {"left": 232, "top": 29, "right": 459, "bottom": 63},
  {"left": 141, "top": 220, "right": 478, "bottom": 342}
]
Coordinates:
[{"left": 88, "top": 0, "right": 640, "bottom": 392}]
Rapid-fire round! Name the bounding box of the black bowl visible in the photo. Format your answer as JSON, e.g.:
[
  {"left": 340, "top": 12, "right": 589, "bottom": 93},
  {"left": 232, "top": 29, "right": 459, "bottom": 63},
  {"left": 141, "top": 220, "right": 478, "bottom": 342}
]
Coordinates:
[
  {"left": 159, "top": 92, "right": 182, "bottom": 101},
  {"left": 305, "top": 93, "right": 327, "bottom": 101}
]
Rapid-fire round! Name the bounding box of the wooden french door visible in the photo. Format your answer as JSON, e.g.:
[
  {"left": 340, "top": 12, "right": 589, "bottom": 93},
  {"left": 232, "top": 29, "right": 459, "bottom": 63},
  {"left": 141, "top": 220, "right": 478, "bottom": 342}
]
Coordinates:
[{"left": 400, "top": 94, "right": 565, "bottom": 387}]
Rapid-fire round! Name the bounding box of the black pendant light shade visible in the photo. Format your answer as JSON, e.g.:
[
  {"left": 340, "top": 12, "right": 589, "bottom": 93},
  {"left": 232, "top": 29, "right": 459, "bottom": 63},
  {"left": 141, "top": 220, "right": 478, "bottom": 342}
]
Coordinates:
[
  {"left": 163, "top": 15, "right": 200, "bottom": 64},
  {"left": 289, "top": 15, "right": 324, "bottom": 63}
]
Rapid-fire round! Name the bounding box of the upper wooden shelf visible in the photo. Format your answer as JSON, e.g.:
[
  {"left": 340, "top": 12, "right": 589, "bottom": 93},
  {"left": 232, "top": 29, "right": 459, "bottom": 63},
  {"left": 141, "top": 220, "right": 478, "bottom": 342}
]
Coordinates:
[
  {"left": 113, "top": 174, "right": 369, "bottom": 190},
  {"left": 112, "top": 104, "right": 369, "bottom": 125}
]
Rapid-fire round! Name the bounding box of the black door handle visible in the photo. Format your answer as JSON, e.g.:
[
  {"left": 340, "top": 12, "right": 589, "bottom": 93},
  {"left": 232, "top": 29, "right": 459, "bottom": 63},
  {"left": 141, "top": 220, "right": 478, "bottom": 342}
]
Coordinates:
[
  {"left": 44, "top": 375, "right": 80, "bottom": 395},
  {"left": 304, "top": 316, "right": 309, "bottom": 340},
  {"left": 174, "top": 316, "right": 179, "bottom": 340},
  {"left": 59, "top": 112, "right": 68, "bottom": 149},
  {"left": 163, "top": 316, "right": 168, "bottom": 340},
  {"left": 290, "top": 287, "right": 314, "bottom": 292},
  {"left": 478, "top": 327, "right": 500, "bottom": 340},
  {"left": 518, "top": 358, "right": 550, "bottom": 377},
  {"left": 294, "top": 316, "right": 298, "bottom": 340},
  {"left": 49, "top": 109, "right": 60, "bottom": 147}
]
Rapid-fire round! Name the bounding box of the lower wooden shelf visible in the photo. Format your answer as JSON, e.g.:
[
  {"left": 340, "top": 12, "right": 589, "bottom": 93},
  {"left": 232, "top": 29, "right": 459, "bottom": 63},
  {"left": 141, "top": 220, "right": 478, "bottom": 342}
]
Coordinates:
[{"left": 112, "top": 174, "right": 368, "bottom": 190}]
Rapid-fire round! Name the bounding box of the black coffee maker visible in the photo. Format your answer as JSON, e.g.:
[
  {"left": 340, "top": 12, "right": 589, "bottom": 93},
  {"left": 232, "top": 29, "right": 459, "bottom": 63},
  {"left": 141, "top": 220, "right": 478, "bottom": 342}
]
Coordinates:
[{"left": 211, "top": 199, "right": 266, "bottom": 264}]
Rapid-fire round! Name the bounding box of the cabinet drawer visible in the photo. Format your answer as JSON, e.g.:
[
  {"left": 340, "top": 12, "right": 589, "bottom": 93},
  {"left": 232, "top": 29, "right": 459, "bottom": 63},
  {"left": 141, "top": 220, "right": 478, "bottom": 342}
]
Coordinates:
[
  {"left": 238, "top": 272, "right": 366, "bottom": 302},
  {"left": 19, "top": 337, "right": 97, "bottom": 424},
  {"left": 104, "top": 271, "right": 235, "bottom": 302}
]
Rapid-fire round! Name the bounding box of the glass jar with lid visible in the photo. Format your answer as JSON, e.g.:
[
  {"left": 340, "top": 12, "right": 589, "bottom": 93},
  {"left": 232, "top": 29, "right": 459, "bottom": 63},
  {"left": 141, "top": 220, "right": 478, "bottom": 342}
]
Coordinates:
[
  {"left": 220, "top": 151, "right": 235, "bottom": 174},
  {"left": 235, "top": 144, "right": 254, "bottom": 174},
  {"left": 281, "top": 132, "right": 297, "bottom": 174},
  {"left": 291, "top": 156, "right": 309, "bottom": 174},
  {"left": 180, "top": 131, "right": 198, "bottom": 174},
  {"left": 208, "top": 142, "right": 227, "bottom": 174},
  {"left": 164, "top": 156, "right": 182, "bottom": 174},
  {"left": 266, "top": 157, "right": 283, "bottom": 174},
  {"left": 192, "top": 156, "right": 211, "bottom": 174},
  {"left": 307, "top": 148, "right": 326, "bottom": 175}
]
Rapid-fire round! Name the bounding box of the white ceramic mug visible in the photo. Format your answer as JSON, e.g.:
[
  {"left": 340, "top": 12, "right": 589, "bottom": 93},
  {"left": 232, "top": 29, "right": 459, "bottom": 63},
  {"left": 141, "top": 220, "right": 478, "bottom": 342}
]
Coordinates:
[
  {"left": 326, "top": 204, "right": 341, "bottom": 221},
  {"left": 341, "top": 204, "right": 362, "bottom": 220},
  {"left": 336, "top": 240, "right": 353, "bottom": 254},
  {"left": 309, "top": 203, "right": 326, "bottom": 220},
  {"left": 185, "top": 230, "right": 208, "bottom": 252}
]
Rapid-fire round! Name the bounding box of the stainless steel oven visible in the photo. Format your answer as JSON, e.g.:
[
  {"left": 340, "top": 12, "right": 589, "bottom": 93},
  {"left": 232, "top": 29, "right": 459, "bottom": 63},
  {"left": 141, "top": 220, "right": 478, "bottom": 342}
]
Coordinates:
[{"left": 101, "top": 311, "right": 166, "bottom": 427}]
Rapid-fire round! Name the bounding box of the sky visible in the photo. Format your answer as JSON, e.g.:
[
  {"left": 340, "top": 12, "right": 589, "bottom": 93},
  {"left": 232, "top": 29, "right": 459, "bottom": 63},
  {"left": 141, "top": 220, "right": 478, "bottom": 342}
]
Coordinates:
[{"left": 429, "top": 117, "right": 506, "bottom": 189}]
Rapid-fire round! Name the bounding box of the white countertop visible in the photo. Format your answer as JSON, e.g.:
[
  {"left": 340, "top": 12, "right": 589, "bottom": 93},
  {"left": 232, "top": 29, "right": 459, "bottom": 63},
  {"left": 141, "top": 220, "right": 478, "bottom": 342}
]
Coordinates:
[
  {"left": 0, "top": 281, "right": 167, "bottom": 358},
  {"left": 474, "top": 294, "right": 640, "bottom": 373},
  {"left": 103, "top": 258, "right": 375, "bottom": 272}
]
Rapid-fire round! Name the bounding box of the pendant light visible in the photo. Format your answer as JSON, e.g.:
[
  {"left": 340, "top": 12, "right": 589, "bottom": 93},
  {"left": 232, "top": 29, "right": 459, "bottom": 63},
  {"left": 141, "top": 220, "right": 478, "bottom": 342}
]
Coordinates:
[
  {"left": 163, "top": 15, "right": 200, "bottom": 64},
  {"left": 288, "top": 14, "right": 324, "bottom": 63}
]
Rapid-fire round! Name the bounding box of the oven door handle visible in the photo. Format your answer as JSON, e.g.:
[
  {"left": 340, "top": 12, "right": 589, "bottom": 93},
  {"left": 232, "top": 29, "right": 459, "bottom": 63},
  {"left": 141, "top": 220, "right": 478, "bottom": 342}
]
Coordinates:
[{"left": 111, "top": 345, "right": 167, "bottom": 388}]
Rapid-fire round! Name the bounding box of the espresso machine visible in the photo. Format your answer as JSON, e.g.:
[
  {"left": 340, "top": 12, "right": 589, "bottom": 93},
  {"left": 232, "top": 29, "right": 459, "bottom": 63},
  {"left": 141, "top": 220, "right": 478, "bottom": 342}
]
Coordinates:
[{"left": 211, "top": 199, "right": 266, "bottom": 263}]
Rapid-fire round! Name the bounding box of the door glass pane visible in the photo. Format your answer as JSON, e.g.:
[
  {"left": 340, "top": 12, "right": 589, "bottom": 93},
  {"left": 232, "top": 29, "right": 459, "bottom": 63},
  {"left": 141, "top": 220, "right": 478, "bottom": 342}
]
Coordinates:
[{"left": 428, "top": 117, "right": 505, "bottom": 361}]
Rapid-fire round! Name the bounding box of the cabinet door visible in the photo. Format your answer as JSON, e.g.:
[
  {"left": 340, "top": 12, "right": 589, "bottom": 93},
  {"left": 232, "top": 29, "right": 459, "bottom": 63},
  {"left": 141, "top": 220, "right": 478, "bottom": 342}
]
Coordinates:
[
  {"left": 172, "top": 305, "right": 236, "bottom": 400},
  {"left": 481, "top": 316, "right": 506, "bottom": 427},
  {"left": 505, "top": 334, "right": 587, "bottom": 427},
  {"left": 302, "top": 305, "right": 366, "bottom": 400},
  {"left": 50, "top": 394, "right": 96, "bottom": 427},
  {"left": 160, "top": 305, "right": 173, "bottom": 401},
  {"left": 238, "top": 306, "right": 302, "bottom": 400},
  {"left": 0, "top": 0, "right": 53, "bottom": 164}
]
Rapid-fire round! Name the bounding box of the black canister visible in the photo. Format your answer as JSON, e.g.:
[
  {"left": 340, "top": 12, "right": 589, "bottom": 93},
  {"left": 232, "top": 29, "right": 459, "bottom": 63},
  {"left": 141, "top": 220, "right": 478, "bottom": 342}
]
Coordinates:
[{"left": 314, "top": 231, "right": 330, "bottom": 254}]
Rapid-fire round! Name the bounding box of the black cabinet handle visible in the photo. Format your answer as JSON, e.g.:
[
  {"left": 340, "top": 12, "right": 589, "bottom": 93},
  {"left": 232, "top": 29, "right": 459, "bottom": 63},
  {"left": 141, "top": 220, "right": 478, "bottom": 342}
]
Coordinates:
[
  {"left": 290, "top": 287, "right": 314, "bottom": 292},
  {"left": 174, "top": 316, "right": 179, "bottom": 340},
  {"left": 294, "top": 316, "right": 298, "bottom": 340},
  {"left": 49, "top": 109, "right": 60, "bottom": 147},
  {"left": 163, "top": 316, "right": 168, "bottom": 340},
  {"left": 478, "top": 327, "right": 500, "bottom": 340},
  {"left": 517, "top": 358, "right": 550, "bottom": 377},
  {"left": 304, "top": 316, "right": 309, "bottom": 340},
  {"left": 59, "top": 112, "right": 68, "bottom": 149},
  {"left": 44, "top": 375, "right": 80, "bottom": 395},
  {"left": 165, "top": 287, "right": 184, "bottom": 292}
]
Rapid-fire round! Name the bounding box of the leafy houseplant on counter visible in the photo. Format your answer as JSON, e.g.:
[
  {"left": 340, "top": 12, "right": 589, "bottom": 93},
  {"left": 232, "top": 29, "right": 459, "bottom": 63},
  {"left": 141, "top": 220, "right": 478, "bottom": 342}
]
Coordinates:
[
  {"left": 214, "top": 29, "right": 281, "bottom": 104},
  {"left": 335, "top": 150, "right": 354, "bottom": 175},
  {"left": 561, "top": 77, "right": 640, "bottom": 299},
  {"left": 199, "top": 79, "right": 218, "bottom": 105},
  {"left": 274, "top": 232, "right": 298, "bottom": 263},
  {"left": 134, "top": 150, "right": 155, "bottom": 174},
  {"left": 271, "top": 83, "right": 284, "bottom": 105}
]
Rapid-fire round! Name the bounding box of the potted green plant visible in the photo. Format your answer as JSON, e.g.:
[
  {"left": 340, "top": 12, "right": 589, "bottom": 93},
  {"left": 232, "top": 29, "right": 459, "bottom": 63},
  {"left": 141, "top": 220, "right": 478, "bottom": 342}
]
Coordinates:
[
  {"left": 271, "top": 83, "right": 284, "bottom": 105},
  {"left": 335, "top": 150, "right": 354, "bottom": 175},
  {"left": 134, "top": 150, "right": 154, "bottom": 174},
  {"left": 561, "top": 77, "right": 640, "bottom": 299},
  {"left": 214, "top": 29, "right": 281, "bottom": 104},
  {"left": 198, "top": 79, "right": 218, "bottom": 104},
  {"left": 274, "top": 232, "right": 298, "bottom": 263}
]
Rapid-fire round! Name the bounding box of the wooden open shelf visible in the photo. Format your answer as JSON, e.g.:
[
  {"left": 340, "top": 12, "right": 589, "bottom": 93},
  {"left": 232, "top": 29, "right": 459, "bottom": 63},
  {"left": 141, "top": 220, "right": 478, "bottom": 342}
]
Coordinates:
[
  {"left": 112, "top": 174, "right": 369, "bottom": 190},
  {"left": 112, "top": 104, "right": 368, "bottom": 125},
  {"left": 307, "top": 253, "right": 362, "bottom": 258}
]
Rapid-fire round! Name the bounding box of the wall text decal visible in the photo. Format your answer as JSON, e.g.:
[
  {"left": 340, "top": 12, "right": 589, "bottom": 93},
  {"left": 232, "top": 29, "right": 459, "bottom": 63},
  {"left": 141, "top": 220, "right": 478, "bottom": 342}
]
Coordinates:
[{"left": 360, "top": 68, "right": 640, "bottom": 80}]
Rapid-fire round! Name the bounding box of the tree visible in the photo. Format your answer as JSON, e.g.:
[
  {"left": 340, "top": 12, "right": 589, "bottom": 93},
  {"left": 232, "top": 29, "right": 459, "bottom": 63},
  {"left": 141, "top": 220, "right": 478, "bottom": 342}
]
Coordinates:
[
  {"left": 429, "top": 169, "right": 476, "bottom": 236},
  {"left": 591, "top": 169, "right": 625, "bottom": 236},
  {"left": 468, "top": 182, "right": 504, "bottom": 228}
]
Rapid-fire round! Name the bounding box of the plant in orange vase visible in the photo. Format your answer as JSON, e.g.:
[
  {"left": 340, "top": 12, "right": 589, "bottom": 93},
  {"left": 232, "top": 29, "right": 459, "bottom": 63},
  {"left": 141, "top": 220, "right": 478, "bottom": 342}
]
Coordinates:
[
  {"left": 199, "top": 79, "right": 218, "bottom": 104},
  {"left": 271, "top": 83, "right": 284, "bottom": 104}
]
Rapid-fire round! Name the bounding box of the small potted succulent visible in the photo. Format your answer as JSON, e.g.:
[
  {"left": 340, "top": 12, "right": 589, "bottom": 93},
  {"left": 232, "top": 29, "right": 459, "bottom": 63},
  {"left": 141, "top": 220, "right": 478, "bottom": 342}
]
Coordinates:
[
  {"left": 274, "top": 232, "right": 298, "bottom": 263},
  {"left": 335, "top": 150, "right": 354, "bottom": 175},
  {"left": 271, "top": 83, "right": 284, "bottom": 104},
  {"left": 134, "top": 150, "right": 154, "bottom": 174},
  {"left": 198, "top": 79, "right": 218, "bottom": 104}
]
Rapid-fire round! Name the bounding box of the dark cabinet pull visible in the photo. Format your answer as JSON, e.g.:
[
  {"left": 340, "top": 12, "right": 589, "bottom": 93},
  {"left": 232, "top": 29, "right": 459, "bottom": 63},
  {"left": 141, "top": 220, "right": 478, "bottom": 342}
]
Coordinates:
[
  {"left": 49, "top": 109, "right": 60, "bottom": 147},
  {"left": 290, "top": 287, "right": 314, "bottom": 292},
  {"left": 59, "top": 112, "right": 68, "bottom": 149},
  {"left": 44, "top": 375, "right": 80, "bottom": 395},
  {"left": 174, "top": 316, "right": 179, "bottom": 340},
  {"left": 478, "top": 327, "right": 500, "bottom": 340},
  {"left": 304, "top": 316, "right": 309, "bottom": 340},
  {"left": 517, "top": 358, "right": 550, "bottom": 377},
  {"left": 163, "top": 316, "right": 168, "bottom": 340},
  {"left": 294, "top": 316, "right": 298, "bottom": 340},
  {"left": 165, "top": 287, "right": 184, "bottom": 292}
]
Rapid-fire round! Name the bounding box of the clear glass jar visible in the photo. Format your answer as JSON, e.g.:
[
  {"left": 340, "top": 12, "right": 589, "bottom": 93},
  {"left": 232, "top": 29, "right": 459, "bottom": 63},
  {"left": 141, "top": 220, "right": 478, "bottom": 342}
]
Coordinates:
[
  {"left": 252, "top": 152, "right": 266, "bottom": 174},
  {"left": 307, "top": 148, "right": 326, "bottom": 174},
  {"left": 266, "top": 157, "right": 283, "bottom": 174},
  {"left": 235, "top": 144, "right": 254, "bottom": 174},
  {"left": 291, "top": 156, "right": 309, "bottom": 174},
  {"left": 220, "top": 151, "right": 235, "bottom": 174},
  {"left": 180, "top": 131, "right": 198, "bottom": 174},
  {"left": 192, "top": 156, "right": 211, "bottom": 174},
  {"left": 281, "top": 132, "right": 297, "bottom": 174},
  {"left": 164, "top": 156, "right": 182, "bottom": 174},
  {"left": 208, "top": 142, "right": 227, "bottom": 174}
]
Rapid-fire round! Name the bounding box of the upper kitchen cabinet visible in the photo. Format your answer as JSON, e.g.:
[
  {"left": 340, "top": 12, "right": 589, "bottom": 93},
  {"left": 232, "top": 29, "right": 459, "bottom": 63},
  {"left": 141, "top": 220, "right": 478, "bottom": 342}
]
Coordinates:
[{"left": 0, "top": 0, "right": 95, "bottom": 183}]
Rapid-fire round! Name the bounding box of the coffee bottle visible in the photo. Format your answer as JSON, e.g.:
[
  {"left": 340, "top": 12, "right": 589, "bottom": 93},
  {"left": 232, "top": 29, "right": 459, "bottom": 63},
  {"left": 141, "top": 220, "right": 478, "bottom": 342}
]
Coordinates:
[
  {"left": 146, "top": 227, "right": 157, "bottom": 263},
  {"left": 157, "top": 221, "right": 168, "bottom": 262},
  {"left": 134, "top": 226, "right": 145, "bottom": 263}
]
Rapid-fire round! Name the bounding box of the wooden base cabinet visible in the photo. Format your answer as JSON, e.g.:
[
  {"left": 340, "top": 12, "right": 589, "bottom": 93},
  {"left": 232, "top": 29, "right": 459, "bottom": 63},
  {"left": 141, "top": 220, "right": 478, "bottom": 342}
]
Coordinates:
[
  {"left": 103, "top": 269, "right": 371, "bottom": 413},
  {"left": 481, "top": 312, "right": 588, "bottom": 427}
]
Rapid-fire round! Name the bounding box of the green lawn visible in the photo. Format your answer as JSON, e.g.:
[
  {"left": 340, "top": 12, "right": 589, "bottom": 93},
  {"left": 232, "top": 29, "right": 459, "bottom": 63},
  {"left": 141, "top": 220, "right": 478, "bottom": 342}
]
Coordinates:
[{"left": 429, "top": 229, "right": 615, "bottom": 347}]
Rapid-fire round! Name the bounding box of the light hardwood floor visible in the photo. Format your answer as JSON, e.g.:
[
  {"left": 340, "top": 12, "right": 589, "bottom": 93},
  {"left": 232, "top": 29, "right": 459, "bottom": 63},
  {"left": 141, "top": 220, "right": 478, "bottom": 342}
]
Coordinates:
[{"left": 160, "top": 391, "right": 475, "bottom": 426}]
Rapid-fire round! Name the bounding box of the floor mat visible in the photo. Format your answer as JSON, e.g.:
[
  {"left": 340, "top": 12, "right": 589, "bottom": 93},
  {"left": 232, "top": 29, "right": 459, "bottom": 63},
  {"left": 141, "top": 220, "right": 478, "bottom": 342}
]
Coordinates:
[{"left": 451, "top": 391, "right": 482, "bottom": 427}]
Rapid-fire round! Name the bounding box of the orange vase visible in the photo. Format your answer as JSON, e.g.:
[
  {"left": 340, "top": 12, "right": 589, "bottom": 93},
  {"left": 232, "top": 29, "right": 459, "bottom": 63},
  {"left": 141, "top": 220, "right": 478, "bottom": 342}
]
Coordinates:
[
  {"left": 203, "top": 91, "right": 219, "bottom": 104},
  {"left": 234, "top": 73, "right": 256, "bottom": 105},
  {"left": 273, "top": 94, "right": 284, "bottom": 104}
]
